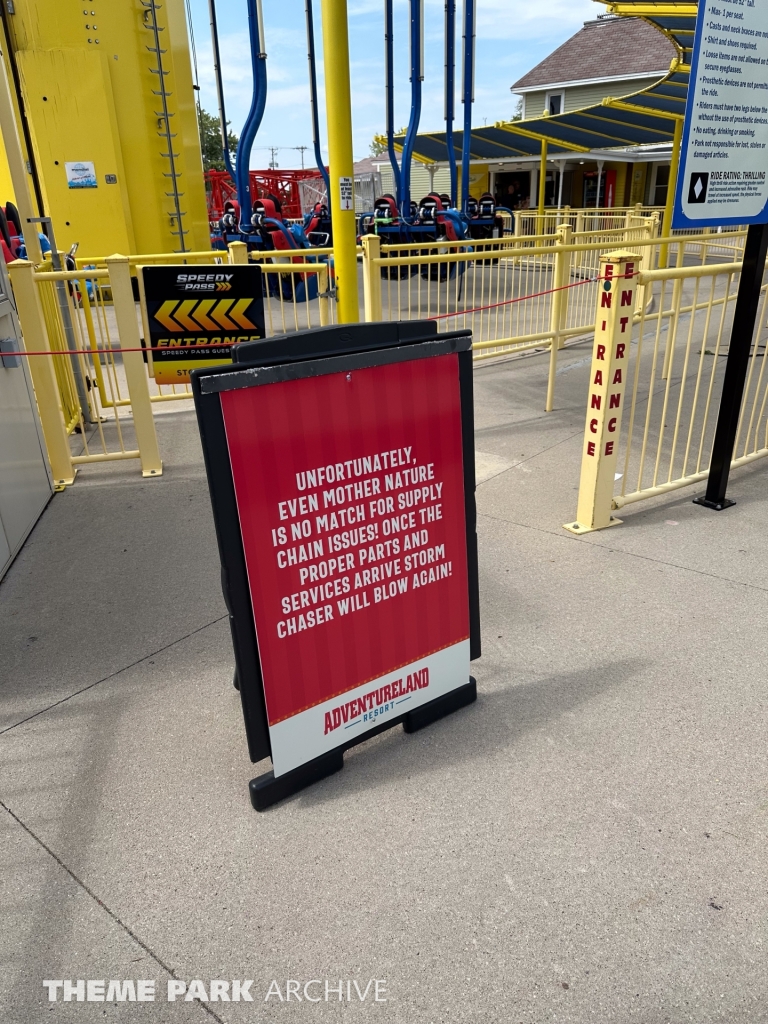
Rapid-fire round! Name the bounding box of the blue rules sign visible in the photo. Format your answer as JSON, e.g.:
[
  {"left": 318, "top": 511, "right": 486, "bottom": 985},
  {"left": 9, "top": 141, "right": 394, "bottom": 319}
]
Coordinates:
[{"left": 673, "top": 0, "right": 768, "bottom": 229}]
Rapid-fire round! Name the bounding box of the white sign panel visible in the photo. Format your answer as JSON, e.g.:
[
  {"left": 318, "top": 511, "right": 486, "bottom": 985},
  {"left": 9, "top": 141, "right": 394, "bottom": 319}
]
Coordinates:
[
  {"left": 339, "top": 176, "right": 353, "bottom": 211},
  {"left": 65, "top": 161, "right": 97, "bottom": 189},
  {"left": 673, "top": 0, "right": 768, "bottom": 228}
]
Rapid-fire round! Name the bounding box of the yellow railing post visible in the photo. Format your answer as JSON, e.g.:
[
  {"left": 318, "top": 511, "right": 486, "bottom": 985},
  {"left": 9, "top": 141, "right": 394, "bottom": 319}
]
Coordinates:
[
  {"left": 545, "top": 224, "right": 572, "bottom": 412},
  {"left": 661, "top": 276, "right": 683, "bottom": 380},
  {"left": 537, "top": 139, "right": 548, "bottom": 225},
  {"left": 564, "top": 250, "right": 640, "bottom": 534},
  {"left": 701, "top": 225, "right": 711, "bottom": 265},
  {"left": 634, "top": 219, "right": 655, "bottom": 315},
  {"left": 556, "top": 223, "right": 572, "bottom": 350},
  {"left": 320, "top": 0, "right": 359, "bottom": 323},
  {"left": 659, "top": 117, "right": 683, "bottom": 270},
  {"left": 8, "top": 260, "right": 75, "bottom": 486},
  {"left": 105, "top": 255, "right": 163, "bottom": 478},
  {"left": 228, "top": 241, "right": 249, "bottom": 265},
  {"left": 362, "top": 234, "right": 383, "bottom": 322},
  {"left": 317, "top": 264, "right": 330, "bottom": 326}
]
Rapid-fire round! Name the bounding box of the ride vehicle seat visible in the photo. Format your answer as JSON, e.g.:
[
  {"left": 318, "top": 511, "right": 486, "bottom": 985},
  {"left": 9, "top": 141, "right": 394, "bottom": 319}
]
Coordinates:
[
  {"left": 253, "top": 197, "right": 292, "bottom": 250},
  {"left": 418, "top": 193, "right": 443, "bottom": 226},
  {"left": 478, "top": 193, "right": 496, "bottom": 219},
  {"left": 304, "top": 202, "right": 331, "bottom": 247},
  {"left": 372, "top": 194, "right": 399, "bottom": 227},
  {"left": 219, "top": 199, "right": 241, "bottom": 237}
]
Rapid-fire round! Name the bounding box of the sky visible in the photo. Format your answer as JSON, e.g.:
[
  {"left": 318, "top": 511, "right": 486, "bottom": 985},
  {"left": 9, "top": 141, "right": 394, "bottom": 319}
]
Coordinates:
[{"left": 186, "top": 0, "right": 598, "bottom": 168}]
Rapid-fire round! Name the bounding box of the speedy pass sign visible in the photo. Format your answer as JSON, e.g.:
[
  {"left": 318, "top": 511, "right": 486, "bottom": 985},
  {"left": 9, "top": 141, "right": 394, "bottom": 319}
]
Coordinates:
[
  {"left": 140, "top": 264, "right": 265, "bottom": 384},
  {"left": 220, "top": 354, "right": 470, "bottom": 777}
]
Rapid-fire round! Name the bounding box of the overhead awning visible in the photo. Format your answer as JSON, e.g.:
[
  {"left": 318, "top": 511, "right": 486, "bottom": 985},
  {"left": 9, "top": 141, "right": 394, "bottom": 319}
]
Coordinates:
[{"left": 393, "top": 1, "right": 696, "bottom": 164}]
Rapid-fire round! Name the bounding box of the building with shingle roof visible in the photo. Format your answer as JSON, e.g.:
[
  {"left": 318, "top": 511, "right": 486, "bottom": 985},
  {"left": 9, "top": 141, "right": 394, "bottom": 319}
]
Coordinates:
[{"left": 512, "top": 16, "right": 676, "bottom": 120}]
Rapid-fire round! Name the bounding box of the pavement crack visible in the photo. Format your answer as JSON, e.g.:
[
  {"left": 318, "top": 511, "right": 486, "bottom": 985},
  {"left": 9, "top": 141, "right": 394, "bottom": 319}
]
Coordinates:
[
  {"left": 477, "top": 511, "right": 768, "bottom": 595},
  {"left": 0, "top": 799, "right": 227, "bottom": 1023},
  {"left": 0, "top": 615, "right": 229, "bottom": 738}
]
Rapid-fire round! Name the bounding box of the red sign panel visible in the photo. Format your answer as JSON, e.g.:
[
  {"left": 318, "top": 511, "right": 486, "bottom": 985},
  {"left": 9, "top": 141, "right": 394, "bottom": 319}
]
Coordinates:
[{"left": 221, "top": 353, "right": 470, "bottom": 775}]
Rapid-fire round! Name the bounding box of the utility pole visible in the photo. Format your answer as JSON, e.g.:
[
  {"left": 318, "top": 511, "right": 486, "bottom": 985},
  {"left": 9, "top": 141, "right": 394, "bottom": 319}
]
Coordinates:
[{"left": 295, "top": 145, "right": 308, "bottom": 169}]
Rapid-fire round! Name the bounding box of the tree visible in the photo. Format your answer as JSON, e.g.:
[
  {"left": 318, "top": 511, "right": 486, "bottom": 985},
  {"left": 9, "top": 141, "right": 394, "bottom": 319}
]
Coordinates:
[
  {"left": 370, "top": 135, "right": 388, "bottom": 157},
  {"left": 197, "top": 107, "right": 239, "bottom": 173},
  {"left": 511, "top": 98, "right": 523, "bottom": 122}
]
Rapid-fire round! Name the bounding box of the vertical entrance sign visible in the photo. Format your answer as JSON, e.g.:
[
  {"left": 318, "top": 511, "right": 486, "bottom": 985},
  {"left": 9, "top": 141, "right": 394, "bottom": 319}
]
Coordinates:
[
  {"left": 673, "top": 0, "right": 768, "bottom": 510},
  {"left": 191, "top": 322, "right": 480, "bottom": 809}
]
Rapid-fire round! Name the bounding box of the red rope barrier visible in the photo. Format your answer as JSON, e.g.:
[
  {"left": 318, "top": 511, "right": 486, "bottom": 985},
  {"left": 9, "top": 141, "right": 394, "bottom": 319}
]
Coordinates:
[
  {"left": 428, "top": 270, "right": 638, "bottom": 321},
  {"left": 7, "top": 272, "right": 639, "bottom": 354}
]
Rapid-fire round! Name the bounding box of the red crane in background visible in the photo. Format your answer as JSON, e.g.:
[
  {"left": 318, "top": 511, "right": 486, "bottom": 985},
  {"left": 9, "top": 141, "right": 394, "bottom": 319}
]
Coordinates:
[{"left": 205, "top": 168, "right": 326, "bottom": 223}]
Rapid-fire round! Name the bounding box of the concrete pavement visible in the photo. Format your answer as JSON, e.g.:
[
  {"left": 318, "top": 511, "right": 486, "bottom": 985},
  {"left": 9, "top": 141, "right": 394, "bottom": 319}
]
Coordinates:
[{"left": 2, "top": 339, "right": 768, "bottom": 1023}]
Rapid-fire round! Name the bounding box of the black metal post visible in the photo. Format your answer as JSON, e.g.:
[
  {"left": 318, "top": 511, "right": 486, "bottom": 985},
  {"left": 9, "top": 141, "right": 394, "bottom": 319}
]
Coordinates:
[{"left": 694, "top": 221, "right": 768, "bottom": 511}]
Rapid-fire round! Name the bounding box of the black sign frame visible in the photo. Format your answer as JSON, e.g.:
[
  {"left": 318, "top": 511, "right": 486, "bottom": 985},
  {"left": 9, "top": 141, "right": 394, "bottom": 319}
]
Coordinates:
[{"left": 191, "top": 321, "right": 481, "bottom": 810}]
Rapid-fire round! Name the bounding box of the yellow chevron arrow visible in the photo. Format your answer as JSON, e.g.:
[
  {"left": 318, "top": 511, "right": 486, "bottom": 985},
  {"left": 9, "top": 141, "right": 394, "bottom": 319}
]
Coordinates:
[
  {"left": 229, "top": 298, "right": 257, "bottom": 330},
  {"left": 210, "top": 299, "right": 238, "bottom": 331},
  {"left": 173, "top": 299, "right": 201, "bottom": 332},
  {"left": 191, "top": 299, "right": 220, "bottom": 332},
  {"left": 154, "top": 300, "right": 182, "bottom": 332}
]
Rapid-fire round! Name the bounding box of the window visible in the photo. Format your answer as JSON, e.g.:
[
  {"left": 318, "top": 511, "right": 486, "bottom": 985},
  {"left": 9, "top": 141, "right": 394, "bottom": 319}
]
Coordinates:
[
  {"left": 652, "top": 164, "right": 671, "bottom": 207},
  {"left": 546, "top": 91, "right": 564, "bottom": 116}
]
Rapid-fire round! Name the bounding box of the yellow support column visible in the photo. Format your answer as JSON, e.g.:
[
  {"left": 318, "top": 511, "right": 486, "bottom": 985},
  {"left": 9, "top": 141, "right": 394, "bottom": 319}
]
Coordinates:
[
  {"left": 8, "top": 260, "right": 75, "bottom": 486},
  {"left": 564, "top": 250, "right": 640, "bottom": 534},
  {"left": 0, "top": 50, "right": 41, "bottom": 264},
  {"left": 537, "top": 139, "right": 548, "bottom": 230},
  {"left": 659, "top": 118, "right": 683, "bottom": 270},
  {"left": 321, "top": 0, "right": 360, "bottom": 324},
  {"left": 105, "top": 255, "right": 163, "bottom": 478}
]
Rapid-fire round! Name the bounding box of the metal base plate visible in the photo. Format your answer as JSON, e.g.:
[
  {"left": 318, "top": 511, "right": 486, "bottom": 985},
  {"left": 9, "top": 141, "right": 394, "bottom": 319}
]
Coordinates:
[
  {"left": 563, "top": 516, "right": 622, "bottom": 535},
  {"left": 692, "top": 496, "right": 736, "bottom": 511}
]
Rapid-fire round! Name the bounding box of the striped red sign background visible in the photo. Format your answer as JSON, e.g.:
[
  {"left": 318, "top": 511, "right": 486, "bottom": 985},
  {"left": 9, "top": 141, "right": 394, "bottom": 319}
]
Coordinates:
[{"left": 221, "top": 353, "right": 470, "bottom": 727}]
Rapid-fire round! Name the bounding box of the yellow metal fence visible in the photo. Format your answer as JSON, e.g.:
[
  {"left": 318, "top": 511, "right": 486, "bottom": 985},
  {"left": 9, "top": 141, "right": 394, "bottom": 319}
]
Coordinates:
[
  {"left": 567, "top": 250, "right": 768, "bottom": 528},
  {"left": 512, "top": 205, "right": 665, "bottom": 238},
  {"left": 11, "top": 242, "right": 335, "bottom": 483},
  {"left": 361, "top": 225, "right": 747, "bottom": 411},
  {"left": 73, "top": 242, "right": 336, "bottom": 406},
  {"left": 8, "top": 257, "right": 162, "bottom": 486},
  {"left": 11, "top": 226, "right": 758, "bottom": 497}
]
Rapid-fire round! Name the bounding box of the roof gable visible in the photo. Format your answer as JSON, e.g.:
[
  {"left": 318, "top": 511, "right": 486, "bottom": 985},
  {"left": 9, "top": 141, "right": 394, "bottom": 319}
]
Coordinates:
[{"left": 512, "top": 17, "right": 677, "bottom": 92}]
